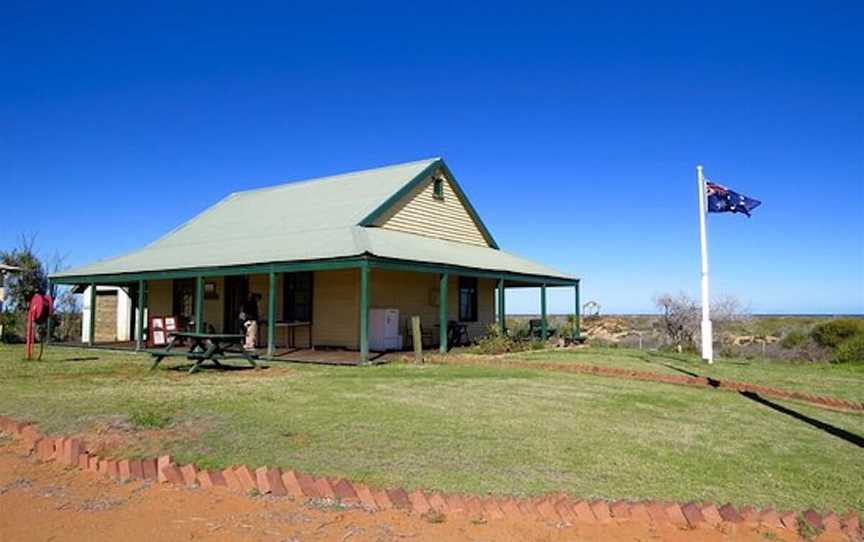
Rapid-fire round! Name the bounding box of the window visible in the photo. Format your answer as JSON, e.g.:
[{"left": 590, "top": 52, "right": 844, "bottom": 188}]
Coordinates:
[
  {"left": 283, "top": 272, "right": 313, "bottom": 322},
  {"left": 433, "top": 177, "right": 445, "bottom": 200},
  {"left": 172, "top": 278, "right": 195, "bottom": 319},
  {"left": 458, "top": 276, "right": 478, "bottom": 322}
]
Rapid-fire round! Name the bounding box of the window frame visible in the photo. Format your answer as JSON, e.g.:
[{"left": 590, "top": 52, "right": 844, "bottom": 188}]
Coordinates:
[
  {"left": 458, "top": 276, "right": 478, "bottom": 322},
  {"left": 172, "top": 278, "right": 196, "bottom": 319},
  {"left": 433, "top": 177, "right": 445, "bottom": 200},
  {"left": 283, "top": 271, "right": 314, "bottom": 323}
]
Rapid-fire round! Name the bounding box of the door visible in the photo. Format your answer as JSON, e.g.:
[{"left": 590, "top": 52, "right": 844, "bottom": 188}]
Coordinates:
[
  {"left": 172, "top": 278, "right": 196, "bottom": 327},
  {"left": 223, "top": 276, "right": 249, "bottom": 334}
]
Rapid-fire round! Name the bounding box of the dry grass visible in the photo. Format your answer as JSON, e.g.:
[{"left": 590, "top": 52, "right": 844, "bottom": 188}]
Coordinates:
[{"left": 0, "top": 344, "right": 862, "bottom": 512}]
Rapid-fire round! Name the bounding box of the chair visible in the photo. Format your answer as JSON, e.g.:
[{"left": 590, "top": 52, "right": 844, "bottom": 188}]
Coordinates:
[
  {"left": 449, "top": 321, "right": 470, "bottom": 347},
  {"left": 529, "top": 319, "right": 556, "bottom": 339}
]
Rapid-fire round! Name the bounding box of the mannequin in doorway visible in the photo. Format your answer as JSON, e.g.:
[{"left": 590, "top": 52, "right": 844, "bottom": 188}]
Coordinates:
[{"left": 239, "top": 293, "right": 261, "bottom": 350}]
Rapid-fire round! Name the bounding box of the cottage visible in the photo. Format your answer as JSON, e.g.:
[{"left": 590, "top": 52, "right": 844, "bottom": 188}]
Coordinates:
[{"left": 50, "top": 158, "right": 580, "bottom": 363}]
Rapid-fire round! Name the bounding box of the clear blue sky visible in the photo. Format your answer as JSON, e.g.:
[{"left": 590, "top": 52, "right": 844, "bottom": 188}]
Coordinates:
[{"left": 2, "top": 2, "right": 862, "bottom": 314}]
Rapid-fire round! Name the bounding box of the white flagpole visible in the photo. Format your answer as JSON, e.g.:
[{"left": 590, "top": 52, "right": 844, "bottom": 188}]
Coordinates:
[{"left": 697, "top": 165, "right": 713, "bottom": 363}]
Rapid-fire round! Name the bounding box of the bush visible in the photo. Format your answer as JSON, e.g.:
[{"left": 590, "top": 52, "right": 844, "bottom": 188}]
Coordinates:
[
  {"left": 835, "top": 334, "right": 864, "bottom": 364},
  {"left": 780, "top": 330, "right": 808, "bottom": 349},
  {"left": 810, "top": 318, "right": 864, "bottom": 349},
  {"left": 471, "top": 325, "right": 520, "bottom": 355},
  {"left": 471, "top": 325, "right": 548, "bottom": 355},
  {"left": 0, "top": 312, "right": 25, "bottom": 343}
]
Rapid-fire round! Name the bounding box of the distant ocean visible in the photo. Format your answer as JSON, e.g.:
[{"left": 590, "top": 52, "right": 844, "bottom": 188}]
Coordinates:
[{"left": 511, "top": 313, "right": 864, "bottom": 318}]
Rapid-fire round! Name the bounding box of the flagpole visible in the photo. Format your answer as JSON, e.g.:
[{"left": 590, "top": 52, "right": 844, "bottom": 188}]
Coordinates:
[{"left": 697, "top": 165, "right": 714, "bottom": 363}]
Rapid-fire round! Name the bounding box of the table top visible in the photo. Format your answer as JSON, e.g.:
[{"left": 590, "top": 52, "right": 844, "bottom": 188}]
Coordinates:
[
  {"left": 273, "top": 321, "right": 311, "bottom": 327},
  {"left": 169, "top": 331, "right": 245, "bottom": 340}
]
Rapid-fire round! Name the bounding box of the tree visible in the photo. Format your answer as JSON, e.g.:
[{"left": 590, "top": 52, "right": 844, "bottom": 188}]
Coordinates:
[
  {"left": 654, "top": 292, "right": 699, "bottom": 351},
  {"left": 0, "top": 234, "right": 47, "bottom": 312},
  {"left": 1, "top": 236, "right": 81, "bottom": 343},
  {"left": 654, "top": 292, "right": 749, "bottom": 352}
]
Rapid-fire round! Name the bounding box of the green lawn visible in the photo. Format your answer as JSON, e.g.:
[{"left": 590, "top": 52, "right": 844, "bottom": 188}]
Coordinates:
[
  {"left": 506, "top": 347, "right": 864, "bottom": 404},
  {"left": 1, "top": 344, "right": 862, "bottom": 512}
]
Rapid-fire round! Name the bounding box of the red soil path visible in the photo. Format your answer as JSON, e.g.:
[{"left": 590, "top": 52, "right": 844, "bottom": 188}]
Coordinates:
[{"left": 0, "top": 437, "right": 816, "bottom": 542}]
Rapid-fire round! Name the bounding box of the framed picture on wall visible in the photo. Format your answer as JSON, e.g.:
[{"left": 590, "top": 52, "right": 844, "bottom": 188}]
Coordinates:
[
  {"left": 164, "top": 316, "right": 177, "bottom": 332},
  {"left": 150, "top": 317, "right": 166, "bottom": 346},
  {"left": 204, "top": 281, "right": 218, "bottom": 299}
]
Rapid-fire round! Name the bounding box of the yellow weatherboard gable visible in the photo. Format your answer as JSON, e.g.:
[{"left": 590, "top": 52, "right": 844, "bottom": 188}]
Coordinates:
[{"left": 376, "top": 170, "right": 491, "bottom": 247}]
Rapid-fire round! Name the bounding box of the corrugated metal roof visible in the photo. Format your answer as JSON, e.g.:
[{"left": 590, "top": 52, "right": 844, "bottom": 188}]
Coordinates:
[{"left": 53, "top": 158, "right": 576, "bottom": 281}]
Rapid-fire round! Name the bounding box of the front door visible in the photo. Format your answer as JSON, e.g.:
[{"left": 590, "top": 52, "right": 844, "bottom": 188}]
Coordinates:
[{"left": 223, "top": 276, "right": 249, "bottom": 334}]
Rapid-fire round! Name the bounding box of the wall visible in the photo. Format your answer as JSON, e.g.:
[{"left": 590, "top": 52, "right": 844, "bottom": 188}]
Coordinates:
[
  {"left": 130, "top": 268, "right": 494, "bottom": 351},
  {"left": 202, "top": 277, "right": 225, "bottom": 333},
  {"left": 312, "top": 269, "right": 359, "bottom": 348},
  {"left": 148, "top": 280, "right": 172, "bottom": 317},
  {"left": 376, "top": 176, "right": 490, "bottom": 247},
  {"left": 370, "top": 269, "right": 495, "bottom": 345}
]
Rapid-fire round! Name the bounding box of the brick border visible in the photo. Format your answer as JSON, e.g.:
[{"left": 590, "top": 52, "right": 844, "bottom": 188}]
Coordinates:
[
  {"left": 1, "top": 415, "right": 860, "bottom": 538},
  {"left": 436, "top": 357, "right": 864, "bottom": 413}
]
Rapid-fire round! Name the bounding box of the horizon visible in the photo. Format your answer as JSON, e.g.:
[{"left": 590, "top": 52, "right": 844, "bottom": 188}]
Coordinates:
[{"left": 2, "top": 2, "right": 862, "bottom": 314}]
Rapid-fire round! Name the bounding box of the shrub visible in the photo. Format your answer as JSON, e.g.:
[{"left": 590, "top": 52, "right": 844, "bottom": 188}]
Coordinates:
[
  {"left": 470, "top": 325, "right": 550, "bottom": 355},
  {"left": 810, "top": 318, "right": 864, "bottom": 349},
  {"left": 0, "top": 311, "right": 25, "bottom": 343},
  {"left": 780, "top": 330, "right": 808, "bottom": 349},
  {"left": 835, "top": 334, "right": 864, "bottom": 364},
  {"left": 471, "top": 325, "right": 520, "bottom": 355}
]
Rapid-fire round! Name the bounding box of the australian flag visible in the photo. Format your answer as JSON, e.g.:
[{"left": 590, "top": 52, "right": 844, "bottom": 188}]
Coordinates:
[{"left": 706, "top": 180, "right": 761, "bottom": 217}]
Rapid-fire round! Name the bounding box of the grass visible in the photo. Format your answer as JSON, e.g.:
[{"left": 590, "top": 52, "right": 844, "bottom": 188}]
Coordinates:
[
  {"left": 508, "top": 347, "right": 864, "bottom": 403},
  {"left": 0, "top": 344, "right": 862, "bottom": 512}
]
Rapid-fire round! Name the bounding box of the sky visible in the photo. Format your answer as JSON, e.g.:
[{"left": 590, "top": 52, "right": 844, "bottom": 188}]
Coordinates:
[{"left": 2, "top": 1, "right": 862, "bottom": 314}]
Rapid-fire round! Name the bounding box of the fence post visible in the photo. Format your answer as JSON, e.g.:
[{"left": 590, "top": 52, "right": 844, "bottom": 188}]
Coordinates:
[{"left": 412, "top": 315, "right": 422, "bottom": 364}]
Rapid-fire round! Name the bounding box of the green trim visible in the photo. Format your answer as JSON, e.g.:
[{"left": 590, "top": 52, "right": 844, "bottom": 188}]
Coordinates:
[
  {"left": 358, "top": 159, "right": 500, "bottom": 249},
  {"left": 87, "top": 283, "right": 96, "bottom": 346},
  {"left": 135, "top": 280, "right": 146, "bottom": 351},
  {"left": 437, "top": 161, "right": 499, "bottom": 249},
  {"left": 497, "top": 278, "right": 505, "bottom": 334},
  {"left": 50, "top": 256, "right": 367, "bottom": 285},
  {"left": 267, "top": 271, "right": 277, "bottom": 357},
  {"left": 194, "top": 276, "right": 204, "bottom": 333},
  {"left": 367, "top": 256, "right": 577, "bottom": 286},
  {"left": 439, "top": 273, "right": 448, "bottom": 353},
  {"left": 540, "top": 284, "right": 548, "bottom": 340},
  {"left": 359, "top": 262, "right": 370, "bottom": 363},
  {"left": 50, "top": 254, "right": 577, "bottom": 288},
  {"left": 359, "top": 160, "right": 440, "bottom": 226},
  {"left": 574, "top": 280, "right": 581, "bottom": 339}
]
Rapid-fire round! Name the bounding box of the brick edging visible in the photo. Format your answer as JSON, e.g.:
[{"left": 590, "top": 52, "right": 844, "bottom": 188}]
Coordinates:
[
  {"left": 436, "top": 357, "right": 864, "bottom": 413},
  {"left": 1, "top": 416, "right": 860, "bottom": 538}
]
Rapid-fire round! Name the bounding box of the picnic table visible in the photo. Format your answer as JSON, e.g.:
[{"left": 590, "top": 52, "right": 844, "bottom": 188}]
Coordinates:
[{"left": 149, "top": 331, "right": 260, "bottom": 374}]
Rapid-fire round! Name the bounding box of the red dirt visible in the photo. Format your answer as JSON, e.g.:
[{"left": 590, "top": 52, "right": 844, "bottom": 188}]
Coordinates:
[{"left": 0, "top": 438, "right": 828, "bottom": 542}]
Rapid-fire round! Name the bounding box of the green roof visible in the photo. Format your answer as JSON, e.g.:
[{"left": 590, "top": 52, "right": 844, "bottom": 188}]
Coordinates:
[{"left": 52, "top": 158, "right": 576, "bottom": 282}]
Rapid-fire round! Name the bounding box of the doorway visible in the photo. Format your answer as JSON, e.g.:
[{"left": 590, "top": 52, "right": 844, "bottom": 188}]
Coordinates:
[{"left": 223, "top": 276, "right": 249, "bottom": 334}]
